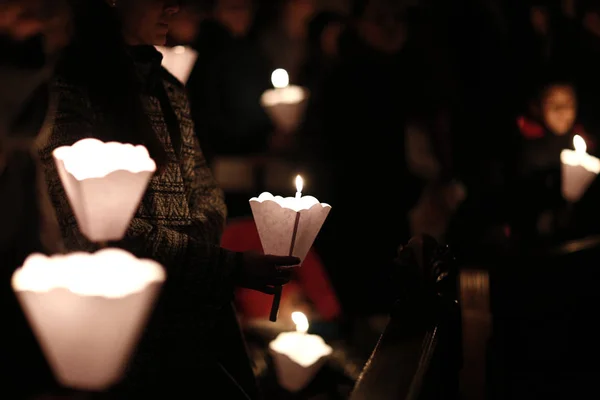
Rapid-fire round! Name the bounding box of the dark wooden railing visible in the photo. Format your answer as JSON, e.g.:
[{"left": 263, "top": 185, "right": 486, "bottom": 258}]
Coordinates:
[
  {"left": 487, "top": 234, "right": 600, "bottom": 399},
  {"left": 349, "top": 235, "right": 462, "bottom": 400}
]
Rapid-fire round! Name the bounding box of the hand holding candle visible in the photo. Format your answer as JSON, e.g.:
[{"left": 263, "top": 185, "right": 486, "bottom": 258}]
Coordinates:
[
  {"left": 560, "top": 134, "right": 600, "bottom": 202},
  {"left": 249, "top": 175, "right": 331, "bottom": 322}
]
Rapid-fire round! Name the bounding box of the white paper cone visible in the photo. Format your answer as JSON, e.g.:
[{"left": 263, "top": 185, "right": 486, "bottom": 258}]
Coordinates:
[
  {"left": 249, "top": 194, "right": 330, "bottom": 261},
  {"left": 561, "top": 163, "right": 598, "bottom": 202},
  {"left": 260, "top": 86, "right": 309, "bottom": 134},
  {"left": 55, "top": 162, "right": 153, "bottom": 242},
  {"left": 16, "top": 284, "right": 161, "bottom": 390},
  {"left": 53, "top": 139, "right": 156, "bottom": 242},
  {"left": 12, "top": 249, "right": 165, "bottom": 391},
  {"left": 270, "top": 349, "right": 329, "bottom": 392},
  {"left": 155, "top": 46, "right": 198, "bottom": 84},
  {"left": 262, "top": 100, "right": 308, "bottom": 134}
]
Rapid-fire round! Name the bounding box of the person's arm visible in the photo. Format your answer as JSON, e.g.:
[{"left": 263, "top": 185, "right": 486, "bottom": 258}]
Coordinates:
[
  {"left": 38, "top": 78, "right": 242, "bottom": 301},
  {"left": 39, "top": 78, "right": 297, "bottom": 302}
]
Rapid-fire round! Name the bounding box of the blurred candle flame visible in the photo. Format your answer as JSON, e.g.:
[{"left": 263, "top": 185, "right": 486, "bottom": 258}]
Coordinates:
[
  {"left": 574, "top": 134, "right": 587, "bottom": 154},
  {"left": 271, "top": 68, "right": 289, "bottom": 89},
  {"left": 292, "top": 311, "right": 309, "bottom": 334}
]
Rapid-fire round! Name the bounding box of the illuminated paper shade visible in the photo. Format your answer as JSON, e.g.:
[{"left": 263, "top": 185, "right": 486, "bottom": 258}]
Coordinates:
[
  {"left": 269, "top": 312, "right": 332, "bottom": 392},
  {"left": 249, "top": 192, "right": 330, "bottom": 262},
  {"left": 260, "top": 86, "right": 309, "bottom": 134},
  {"left": 560, "top": 137, "right": 600, "bottom": 203},
  {"left": 11, "top": 248, "right": 165, "bottom": 391},
  {"left": 53, "top": 138, "right": 156, "bottom": 242},
  {"left": 155, "top": 45, "right": 198, "bottom": 84}
]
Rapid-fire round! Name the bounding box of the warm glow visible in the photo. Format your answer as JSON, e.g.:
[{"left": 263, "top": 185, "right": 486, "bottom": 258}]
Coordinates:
[
  {"left": 295, "top": 175, "right": 303, "bottom": 193},
  {"left": 271, "top": 68, "right": 289, "bottom": 89},
  {"left": 574, "top": 135, "right": 587, "bottom": 154},
  {"left": 53, "top": 138, "right": 156, "bottom": 181},
  {"left": 12, "top": 249, "right": 165, "bottom": 298},
  {"left": 173, "top": 45, "right": 185, "bottom": 54},
  {"left": 292, "top": 311, "right": 309, "bottom": 333}
]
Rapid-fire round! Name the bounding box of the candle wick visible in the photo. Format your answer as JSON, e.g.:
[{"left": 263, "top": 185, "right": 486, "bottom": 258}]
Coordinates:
[{"left": 295, "top": 192, "right": 301, "bottom": 199}]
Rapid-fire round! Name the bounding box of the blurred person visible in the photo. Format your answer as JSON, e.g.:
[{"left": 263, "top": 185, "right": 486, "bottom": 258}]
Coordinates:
[
  {"left": 572, "top": 1, "right": 600, "bottom": 135},
  {"left": 297, "top": 11, "right": 346, "bottom": 167},
  {"left": 214, "top": 0, "right": 254, "bottom": 37},
  {"left": 186, "top": 0, "right": 266, "bottom": 165},
  {"left": 193, "top": 0, "right": 255, "bottom": 64},
  {"left": 166, "top": 0, "right": 205, "bottom": 45},
  {"left": 310, "top": 0, "right": 424, "bottom": 317},
  {"left": 37, "top": 0, "right": 299, "bottom": 397},
  {"left": 0, "top": 1, "right": 70, "bottom": 398},
  {"left": 302, "top": 11, "right": 346, "bottom": 96},
  {"left": 512, "top": 1, "right": 578, "bottom": 109},
  {"left": 187, "top": 0, "right": 277, "bottom": 219},
  {"left": 510, "top": 73, "right": 593, "bottom": 241},
  {"left": 254, "top": 0, "right": 317, "bottom": 83}
]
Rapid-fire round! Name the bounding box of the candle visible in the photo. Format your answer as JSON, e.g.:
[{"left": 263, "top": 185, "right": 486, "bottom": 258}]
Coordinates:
[
  {"left": 560, "top": 134, "right": 600, "bottom": 202},
  {"left": 260, "top": 68, "right": 309, "bottom": 134},
  {"left": 249, "top": 175, "right": 331, "bottom": 321},
  {"left": 269, "top": 312, "right": 333, "bottom": 392},
  {"left": 155, "top": 45, "right": 198, "bottom": 84},
  {"left": 52, "top": 138, "right": 156, "bottom": 243},
  {"left": 12, "top": 248, "right": 165, "bottom": 391}
]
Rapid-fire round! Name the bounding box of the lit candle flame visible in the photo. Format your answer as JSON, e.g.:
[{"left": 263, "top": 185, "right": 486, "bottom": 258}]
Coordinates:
[
  {"left": 173, "top": 45, "right": 185, "bottom": 55},
  {"left": 295, "top": 175, "right": 303, "bottom": 194},
  {"left": 271, "top": 68, "right": 289, "bottom": 89},
  {"left": 292, "top": 311, "right": 309, "bottom": 334},
  {"left": 574, "top": 134, "right": 587, "bottom": 155}
]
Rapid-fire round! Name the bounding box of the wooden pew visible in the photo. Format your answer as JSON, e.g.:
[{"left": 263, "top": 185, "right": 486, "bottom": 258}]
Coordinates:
[
  {"left": 488, "top": 235, "right": 600, "bottom": 399},
  {"left": 349, "top": 235, "right": 462, "bottom": 400}
]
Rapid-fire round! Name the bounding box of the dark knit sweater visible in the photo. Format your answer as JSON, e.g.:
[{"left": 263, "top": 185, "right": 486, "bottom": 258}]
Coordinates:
[{"left": 38, "top": 46, "right": 244, "bottom": 396}]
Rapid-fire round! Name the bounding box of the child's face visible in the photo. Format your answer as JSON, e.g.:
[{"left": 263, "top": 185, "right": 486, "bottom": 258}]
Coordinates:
[{"left": 541, "top": 85, "right": 577, "bottom": 136}]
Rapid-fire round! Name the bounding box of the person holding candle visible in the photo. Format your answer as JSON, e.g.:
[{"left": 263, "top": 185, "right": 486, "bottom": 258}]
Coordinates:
[
  {"left": 509, "top": 72, "right": 596, "bottom": 240},
  {"left": 37, "top": 0, "right": 299, "bottom": 398},
  {"left": 185, "top": 0, "right": 271, "bottom": 169}
]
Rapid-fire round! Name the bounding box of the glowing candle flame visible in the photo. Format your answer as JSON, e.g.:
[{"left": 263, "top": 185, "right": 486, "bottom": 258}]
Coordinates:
[
  {"left": 574, "top": 134, "right": 587, "bottom": 155},
  {"left": 173, "top": 45, "right": 185, "bottom": 54},
  {"left": 295, "top": 175, "right": 303, "bottom": 194},
  {"left": 271, "top": 68, "right": 289, "bottom": 89},
  {"left": 292, "top": 311, "right": 309, "bottom": 334}
]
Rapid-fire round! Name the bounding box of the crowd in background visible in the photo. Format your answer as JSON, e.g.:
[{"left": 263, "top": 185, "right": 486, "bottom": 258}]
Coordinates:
[
  {"left": 4, "top": 0, "right": 600, "bottom": 398},
  {"left": 165, "top": 0, "right": 600, "bottom": 318}
]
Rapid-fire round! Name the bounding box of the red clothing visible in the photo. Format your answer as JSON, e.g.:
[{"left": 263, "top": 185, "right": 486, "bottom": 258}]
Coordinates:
[
  {"left": 517, "top": 116, "right": 594, "bottom": 150},
  {"left": 221, "top": 217, "right": 341, "bottom": 321}
]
